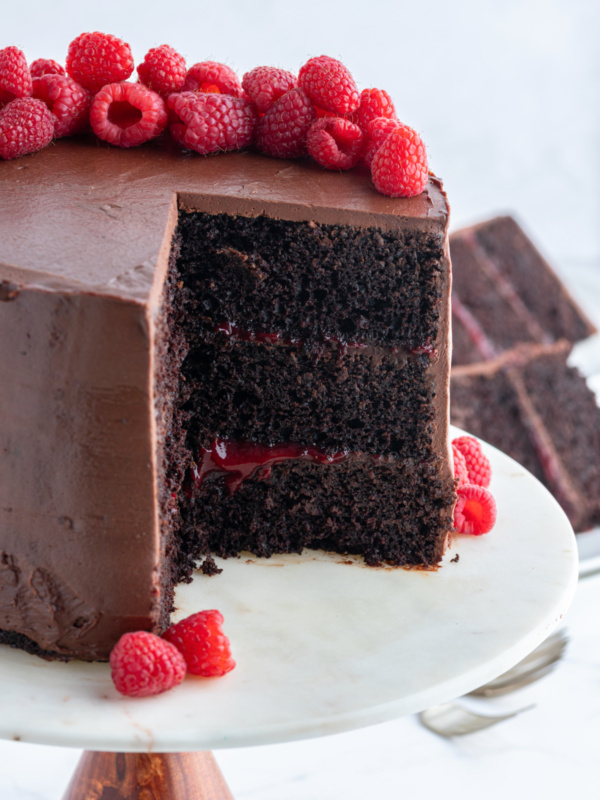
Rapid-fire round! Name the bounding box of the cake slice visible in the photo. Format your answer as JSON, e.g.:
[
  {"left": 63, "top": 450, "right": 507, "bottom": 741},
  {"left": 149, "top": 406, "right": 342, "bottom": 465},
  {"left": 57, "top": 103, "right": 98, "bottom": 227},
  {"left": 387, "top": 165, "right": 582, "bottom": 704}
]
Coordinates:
[
  {"left": 0, "top": 138, "right": 454, "bottom": 661},
  {"left": 451, "top": 341, "right": 600, "bottom": 532},
  {"left": 451, "top": 216, "right": 596, "bottom": 365}
]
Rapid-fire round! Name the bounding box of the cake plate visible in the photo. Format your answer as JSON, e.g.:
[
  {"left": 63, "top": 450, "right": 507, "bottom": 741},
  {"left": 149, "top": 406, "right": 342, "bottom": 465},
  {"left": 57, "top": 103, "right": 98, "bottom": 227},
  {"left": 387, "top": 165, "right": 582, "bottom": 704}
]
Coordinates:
[{"left": 0, "top": 427, "right": 578, "bottom": 798}]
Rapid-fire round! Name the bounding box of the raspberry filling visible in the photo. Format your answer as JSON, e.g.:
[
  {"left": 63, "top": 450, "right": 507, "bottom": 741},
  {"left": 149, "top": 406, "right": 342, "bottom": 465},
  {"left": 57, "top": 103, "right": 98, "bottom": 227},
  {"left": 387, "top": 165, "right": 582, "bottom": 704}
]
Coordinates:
[{"left": 192, "top": 439, "right": 347, "bottom": 495}]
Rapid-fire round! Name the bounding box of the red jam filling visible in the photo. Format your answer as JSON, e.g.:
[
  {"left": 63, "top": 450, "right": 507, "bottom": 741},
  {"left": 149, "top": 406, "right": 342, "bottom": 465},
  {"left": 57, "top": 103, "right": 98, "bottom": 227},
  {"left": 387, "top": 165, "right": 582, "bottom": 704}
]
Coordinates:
[
  {"left": 215, "top": 321, "right": 287, "bottom": 345},
  {"left": 191, "top": 439, "right": 348, "bottom": 495}
]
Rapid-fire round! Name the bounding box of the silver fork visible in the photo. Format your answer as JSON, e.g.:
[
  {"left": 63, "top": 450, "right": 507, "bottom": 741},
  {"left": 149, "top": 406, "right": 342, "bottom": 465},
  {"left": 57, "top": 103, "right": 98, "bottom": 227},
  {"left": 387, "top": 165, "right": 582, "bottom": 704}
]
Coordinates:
[{"left": 419, "top": 629, "right": 568, "bottom": 737}]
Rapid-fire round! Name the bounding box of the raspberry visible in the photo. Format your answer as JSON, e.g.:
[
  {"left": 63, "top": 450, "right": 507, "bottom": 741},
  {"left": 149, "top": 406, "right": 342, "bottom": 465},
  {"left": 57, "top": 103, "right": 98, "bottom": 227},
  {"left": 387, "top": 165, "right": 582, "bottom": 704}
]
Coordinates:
[
  {"left": 355, "top": 88, "right": 397, "bottom": 130},
  {"left": 306, "top": 117, "right": 365, "bottom": 170},
  {"left": 30, "top": 58, "right": 65, "bottom": 79},
  {"left": 66, "top": 32, "right": 134, "bottom": 93},
  {"left": 183, "top": 61, "right": 242, "bottom": 97},
  {"left": 90, "top": 82, "right": 167, "bottom": 148},
  {"left": 452, "top": 435, "right": 492, "bottom": 488},
  {"left": 371, "top": 123, "right": 428, "bottom": 197},
  {"left": 454, "top": 484, "right": 497, "bottom": 536},
  {"left": 255, "top": 87, "right": 316, "bottom": 159},
  {"left": 298, "top": 55, "right": 359, "bottom": 115},
  {"left": 0, "top": 98, "right": 54, "bottom": 160},
  {"left": 363, "top": 116, "right": 400, "bottom": 168},
  {"left": 167, "top": 91, "right": 257, "bottom": 154},
  {"left": 242, "top": 66, "right": 297, "bottom": 113},
  {"left": 137, "top": 44, "right": 186, "bottom": 98},
  {"left": 451, "top": 443, "right": 469, "bottom": 487},
  {"left": 110, "top": 631, "right": 187, "bottom": 697},
  {"left": 0, "top": 46, "right": 32, "bottom": 107},
  {"left": 163, "top": 609, "right": 235, "bottom": 677},
  {"left": 32, "top": 74, "right": 91, "bottom": 138}
]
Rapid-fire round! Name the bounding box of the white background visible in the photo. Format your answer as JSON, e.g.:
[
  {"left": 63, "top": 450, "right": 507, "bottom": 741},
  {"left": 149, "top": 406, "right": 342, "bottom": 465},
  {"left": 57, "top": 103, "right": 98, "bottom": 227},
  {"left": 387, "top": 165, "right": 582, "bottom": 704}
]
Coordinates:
[{"left": 2, "top": 1, "right": 600, "bottom": 798}]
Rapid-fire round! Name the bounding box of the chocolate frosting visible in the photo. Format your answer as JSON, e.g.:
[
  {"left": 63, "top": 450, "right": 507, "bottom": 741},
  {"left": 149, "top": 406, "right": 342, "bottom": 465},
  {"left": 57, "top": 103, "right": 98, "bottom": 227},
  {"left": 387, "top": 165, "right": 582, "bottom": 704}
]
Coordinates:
[{"left": 0, "top": 137, "right": 451, "bottom": 660}]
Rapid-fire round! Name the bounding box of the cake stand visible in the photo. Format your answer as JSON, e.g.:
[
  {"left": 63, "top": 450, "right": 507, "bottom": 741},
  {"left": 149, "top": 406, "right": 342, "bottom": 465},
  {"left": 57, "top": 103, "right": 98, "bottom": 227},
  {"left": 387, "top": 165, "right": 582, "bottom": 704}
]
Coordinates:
[{"left": 0, "top": 427, "right": 579, "bottom": 799}]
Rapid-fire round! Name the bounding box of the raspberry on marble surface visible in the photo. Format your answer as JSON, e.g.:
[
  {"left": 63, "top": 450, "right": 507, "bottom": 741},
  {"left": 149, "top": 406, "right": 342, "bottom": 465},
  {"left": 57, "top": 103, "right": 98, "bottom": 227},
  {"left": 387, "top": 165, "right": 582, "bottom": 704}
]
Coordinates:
[
  {"left": 110, "top": 631, "right": 187, "bottom": 697},
  {"left": 453, "top": 435, "right": 492, "bottom": 488},
  {"left": 451, "top": 443, "right": 469, "bottom": 488},
  {"left": 163, "top": 609, "right": 235, "bottom": 678},
  {"left": 454, "top": 483, "right": 497, "bottom": 535}
]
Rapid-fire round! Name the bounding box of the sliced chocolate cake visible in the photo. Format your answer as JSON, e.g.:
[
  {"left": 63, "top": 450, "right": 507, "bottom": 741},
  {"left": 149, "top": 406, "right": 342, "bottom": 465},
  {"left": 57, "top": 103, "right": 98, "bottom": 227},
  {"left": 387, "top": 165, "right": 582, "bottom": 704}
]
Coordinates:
[
  {"left": 451, "top": 216, "right": 595, "bottom": 366},
  {"left": 451, "top": 341, "right": 600, "bottom": 532},
  {"left": 0, "top": 138, "right": 454, "bottom": 661}
]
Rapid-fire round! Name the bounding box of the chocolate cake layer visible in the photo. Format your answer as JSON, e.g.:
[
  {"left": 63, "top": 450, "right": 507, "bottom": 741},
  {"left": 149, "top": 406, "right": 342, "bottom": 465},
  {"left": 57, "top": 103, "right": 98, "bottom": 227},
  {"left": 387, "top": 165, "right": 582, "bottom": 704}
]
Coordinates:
[
  {"left": 0, "top": 138, "right": 453, "bottom": 660},
  {"left": 450, "top": 216, "right": 595, "bottom": 365},
  {"left": 180, "top": 455, "right": 454, "bottom": 568},
  {"left": 451, "top": 341, "right": 600, "bottom": 532},
  {"left": 181, "top": 308, "right": 440, "bottom": 459},
  {"left": 178, "top": 211, "right": 446, "bottom": 347}
]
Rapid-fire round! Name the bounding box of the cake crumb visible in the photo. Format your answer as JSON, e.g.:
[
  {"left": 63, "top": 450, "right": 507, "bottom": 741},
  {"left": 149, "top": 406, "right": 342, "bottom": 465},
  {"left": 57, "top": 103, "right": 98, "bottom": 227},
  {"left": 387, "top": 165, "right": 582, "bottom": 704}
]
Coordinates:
[
  {"left": 450, "top": 553, "right": 460, "bottom": 563},
  {"left": 200, "top": 556, "right": 223, "bottom": 576}
]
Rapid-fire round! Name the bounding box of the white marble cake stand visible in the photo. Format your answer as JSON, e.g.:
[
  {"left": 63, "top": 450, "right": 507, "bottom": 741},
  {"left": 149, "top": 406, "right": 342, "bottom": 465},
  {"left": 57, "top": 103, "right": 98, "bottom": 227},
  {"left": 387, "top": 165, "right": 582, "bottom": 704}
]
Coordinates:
[{"left": 0, "top": 428, "right": 578, "bottom": 797}]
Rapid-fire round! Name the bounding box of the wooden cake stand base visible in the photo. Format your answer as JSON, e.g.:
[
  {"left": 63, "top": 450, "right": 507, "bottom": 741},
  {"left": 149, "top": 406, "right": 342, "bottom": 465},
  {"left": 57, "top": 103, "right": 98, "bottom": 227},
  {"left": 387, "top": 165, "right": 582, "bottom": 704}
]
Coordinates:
[{"left": 62, "top": 750, "right": 234, "bottom": 800}]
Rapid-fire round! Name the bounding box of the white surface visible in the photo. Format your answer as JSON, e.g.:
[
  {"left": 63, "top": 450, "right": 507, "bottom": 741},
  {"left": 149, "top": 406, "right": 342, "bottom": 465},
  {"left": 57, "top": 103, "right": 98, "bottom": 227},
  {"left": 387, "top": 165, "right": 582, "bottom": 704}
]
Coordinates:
[
  {"left": 3, "top": 574, "right": 600, "bottom": 800},
  {"left": 577, "top": 529, "right": 600, "bottom": 577},
  {"left": 0, "top": 428, "right": 578, "bottom": 753}
]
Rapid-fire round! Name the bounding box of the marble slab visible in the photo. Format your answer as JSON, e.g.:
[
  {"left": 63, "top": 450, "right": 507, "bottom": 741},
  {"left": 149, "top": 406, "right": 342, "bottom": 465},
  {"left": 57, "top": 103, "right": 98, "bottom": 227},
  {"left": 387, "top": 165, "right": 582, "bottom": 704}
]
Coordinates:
[{"left": 0, "top": 427, "right": 578, "bottom": 752}]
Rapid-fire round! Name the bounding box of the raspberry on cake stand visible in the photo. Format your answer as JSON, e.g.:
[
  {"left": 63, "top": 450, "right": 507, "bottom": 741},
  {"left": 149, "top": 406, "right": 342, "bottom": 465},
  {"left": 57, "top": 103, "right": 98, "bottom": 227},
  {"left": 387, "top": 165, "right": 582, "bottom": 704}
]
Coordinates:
[{"left": 0, "top": 429, "right": 578, "bottom": 799}]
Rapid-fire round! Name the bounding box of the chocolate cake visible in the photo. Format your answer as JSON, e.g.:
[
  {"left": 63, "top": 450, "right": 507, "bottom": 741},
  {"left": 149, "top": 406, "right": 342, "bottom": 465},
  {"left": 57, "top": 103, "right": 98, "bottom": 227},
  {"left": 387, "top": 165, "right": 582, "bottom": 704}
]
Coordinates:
[
  {"left": 0, "top": 137, "right": 454, "bottom": 661},
  {"left": 451, "top": 341, "right": 600, "bottom": 532},
  {"left": 451, "top": 216, "right": 595, "bottom": 366}
]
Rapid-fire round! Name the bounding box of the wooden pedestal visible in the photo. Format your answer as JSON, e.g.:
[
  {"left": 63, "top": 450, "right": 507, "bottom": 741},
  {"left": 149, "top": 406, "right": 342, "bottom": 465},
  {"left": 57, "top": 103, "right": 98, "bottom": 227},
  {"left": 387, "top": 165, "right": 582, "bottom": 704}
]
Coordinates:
[{"left": 62, "top": 750, "right": 235, "bottom": 800}]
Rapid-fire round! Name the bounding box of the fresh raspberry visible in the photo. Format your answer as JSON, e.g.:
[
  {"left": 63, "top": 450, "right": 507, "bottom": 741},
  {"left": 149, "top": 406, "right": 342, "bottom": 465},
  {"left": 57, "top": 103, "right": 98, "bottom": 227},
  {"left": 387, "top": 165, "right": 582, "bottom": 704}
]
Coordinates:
[
  {"left": 298, "top": 55, "right": 359, "bottom": 115},
  {"left": 110, "top": 631, "right": 187, "bottom": 697},
  {"left": 451, "top": 443, "right": 469, "bottom": 487},
  {"left": 255, "top": 87, "right": 316, "bottom": 159},
  {"left": 454, "top": 484, "right": 497, "bottom": 536},
  {"left": 90, "top": 82, "right": 167, "bottom": 147},
  {"left": 314, "top": 107, "right": 339, "bottom": 118},
  {"left": 0, "top": 46, "right": 32, "bottom": 107},
  {"left": 242, "top": 66, "right": 297, "bottom": 113},
  {"left": 452, "top": 435, "right": 492, "bottom": 488},
  {"left": 32, "top": 74, "right": 91, "bottom": 138},
  {"left": 306, "top": 117, "right": 365, "bottom": 170},
  {"left": 355, "top": 88, "right": 397, "bottom": 130},
  {"left": 183, "top": 61, "right": 242, "bottom": 97},
  {"left": 167, "top": 91, "right": 257, "bottom": 154},
  {"left": 163, "top": 609, "right": 235, "bottom": 677},
  {"left": 66, "top": 32, "right": 134, "bottom": 93},
  {"left": 371, "top": 123, "right": 428, "bottom": 197},
  {"left": 30, "top": 58, "right": 65, "bottom": 79},
  {"left": 363, "top": 116, "right": 400, "bottom": 168},
  {"left": 0, "top": 97, "right": 54, "bottom": 160},
  {"left": 137, "top": 44, "right": 186, "bottom": 98}
]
